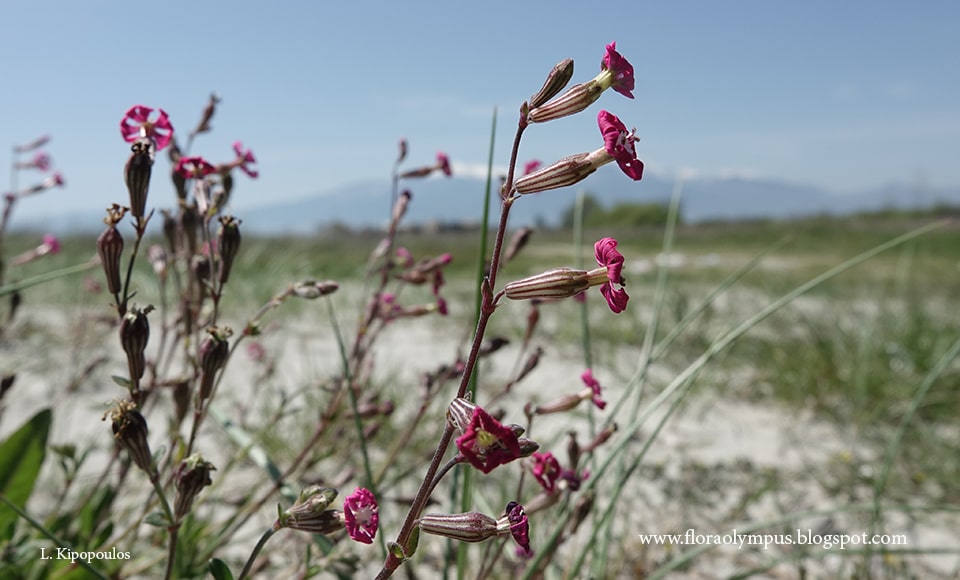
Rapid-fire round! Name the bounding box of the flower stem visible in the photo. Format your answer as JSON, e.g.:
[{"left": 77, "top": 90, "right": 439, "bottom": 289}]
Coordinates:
[{"left": 238, "top": 528, "right": 276, "bottom": 580}]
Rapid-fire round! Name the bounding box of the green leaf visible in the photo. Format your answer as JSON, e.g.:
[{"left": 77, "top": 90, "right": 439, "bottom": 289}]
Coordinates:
[
  {"left": 111, "top": 375, "right": 132, "bottom": 388},
  {"left": 208, "top": 558, "right": 235, "bottom": 580},
  {"left": 0, "top": 408, "right": 52, "bottom": 538},
  {"left": 144, "top": 511, "right": 171, "bottom": 527}
]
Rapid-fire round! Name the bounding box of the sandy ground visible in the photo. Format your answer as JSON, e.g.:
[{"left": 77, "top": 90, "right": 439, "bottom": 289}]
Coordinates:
[{"left": 1, "top": 297, "right": 958, "bottom": 579}]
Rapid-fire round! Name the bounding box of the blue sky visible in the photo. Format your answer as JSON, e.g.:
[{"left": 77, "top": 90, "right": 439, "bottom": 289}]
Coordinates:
[{"left": 1, "top": 0, "right": 957, "bottom": 222}]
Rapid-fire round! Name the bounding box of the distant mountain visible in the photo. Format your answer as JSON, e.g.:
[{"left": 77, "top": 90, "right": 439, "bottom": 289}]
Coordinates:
[
  {"left": 231, "top": 170, "right": 958, "bottom": 234},
  {"left": 21, "top": 169, "right": 960, "bottom": 235}
]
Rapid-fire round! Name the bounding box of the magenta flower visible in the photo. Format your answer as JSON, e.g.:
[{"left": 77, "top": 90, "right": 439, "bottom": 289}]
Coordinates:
[
  {"left": 120, "top": 105, "right": 174, "bottom": 151},
  {"left": 523, "top": 159, "right": 542, "bottom": 176},
  {"left": 601, "top": 41, "right": 635, "bottom": 99},
  {"left": 598, "top": 110, "right": 643, "bottom": 180},
  {"left": 343, "top": 487, "right": 379, "bottom": 544},
  {"left": 455, "top": 405, "right": 523, "bottom": 474},
  {"left": 580, "top": 369, "right": 606, "bottom": 410},
  {"left": 504, "top": 502, "right": 531, "bottom": 556},
  {"left": 594, "top": 237, "right": 628, "bottom": 313},
  {"left": 175, "top": 156, "right": 216, "bottom": 180},
  {"left": 437, "top": 152, "right": 452, "bottom": 176},
  {"left": 229, "top": 141, "right": 259, "bottom": 178},
  {"left": 531, "top": 452, "right": 561, "bottom": 493},
  {"left": 16, "top": 151, "right": 51, "bottom": 172},
  {"left": 527, "top": 41, "right": 635, "bottom": 123},
  {"left": 513, "top": 111, "right": 642, "bottom": 195},
  {"left": 39, "top": 234, "right": 60, "bottom": 256}
]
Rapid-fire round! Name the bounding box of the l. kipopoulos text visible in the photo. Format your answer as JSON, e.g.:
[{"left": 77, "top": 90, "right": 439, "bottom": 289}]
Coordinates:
[
  {"left": 39, "top": 546, "right": 132, "bottom": 563},
  {"left": 637, "top": 528, "right": 908, "bottom": 550}
]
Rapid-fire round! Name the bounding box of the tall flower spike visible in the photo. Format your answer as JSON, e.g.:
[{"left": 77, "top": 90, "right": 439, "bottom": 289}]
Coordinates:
[
  {"left": 120, "top": 105, "right": 174, "bottom": 151},
  {"left": 527, "top": 42, "right": 634, "bottom": 123},
  {"left": 343, "top": 487, "right": 379, "bottom": 544}
]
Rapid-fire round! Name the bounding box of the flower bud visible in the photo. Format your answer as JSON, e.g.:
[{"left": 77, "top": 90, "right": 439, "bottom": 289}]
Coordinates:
[
  {"left": 528, "top": 80, "right": 604, "bottom": 124},
  {"left": 291, "top": 280, "right": 339, "bottom": 299},
  {"left": 503, "top": 227, "right": 534, "bottom": 264},
  {"left": 105, "top": 400, "right": 155, "bottom": 478},
  {"left": 276, "top": 486, "right": 343, "bottom": 534},
  {"left": 529, "top": 58, "right": 575, "bottom": 109},
  {"left": 120, "top": 307, "right": 151, "bottom": 382},
  {"left": 173, "top": 454, "right": 215, "bottom": 521},
  {"left": 513, "top": 153, "right": 596, "bottom": 195},
  {"left": 418, "top": 511, "right": 499, "bottom": 543},
  {"left": 217, "top": 215, "right": 241, "bottom": 284},
  {"left": 98, "top": 205, "right": 127, "bottom": 295},
  {"left": 125, "top": 138, "right": 154, "bottom": 218},
  {"left": 504, "top": 268, "right": 591, "bottom": 301},
  {"left": 446, "top": 397, "right": 477, "bottom": 434},
  {"left": 198, "top": 328, "right": 230, "bottom": 401}
]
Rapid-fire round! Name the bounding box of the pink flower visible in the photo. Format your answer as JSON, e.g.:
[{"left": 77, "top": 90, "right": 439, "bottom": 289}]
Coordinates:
[
  {"left": 504, "top": 502, "right": 531, "bottom": 556},
  {"left": 531, "top": 452, "right": 561, "bottom": 493},
  {"left": 32, "top": 152, "right": 51, "bottom": 171},
  {"left": 175, "top": 156, "right": 216, "bottom": 179},
  {"left": 436, "top": 152, "right": 452, "bottom": 176},
  {"left": 513, "top": 112, "right": 642, "bottom": 195},
  {"left": 343, "top": 487, "right": 379, "bottom": 544},
  {"left": 523, "top": 159, "right": 542, "bottom": 176},
  {"left": 230, "top": 141, "right": 259, "bottom": 178},
  {"left": 601, "top": 42, "right": 635, "bottom": 99},
  {"left": 594, "top": 237, "right": 628, "bottom": 313},
  {"left": 39, "top": 234, "right": 60, "bottom": 255},
  {"left": 455, "top": 405, "right": 522, "bottom": 474},
  {"left": 598, "top": 110, "right": 643, "bottom": 181},
  {"left": 581, "top": 369, "right": 606, "bottom": 410},
  {"left": 120, "top": 105, "right": 174, "bottom": 151}
]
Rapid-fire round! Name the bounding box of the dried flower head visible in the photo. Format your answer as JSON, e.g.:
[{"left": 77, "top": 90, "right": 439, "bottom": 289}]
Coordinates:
[
  {"left": 104, "top": 400, "right": 155, "bottom": 478},
  {"left": 173, "top": 454, "right": 215, "bottom": 521}
]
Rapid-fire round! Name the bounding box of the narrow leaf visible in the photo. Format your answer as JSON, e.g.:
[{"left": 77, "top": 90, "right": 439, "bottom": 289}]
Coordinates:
[{"left": 0, "top": 408, "right": 52, "bottom": 536}]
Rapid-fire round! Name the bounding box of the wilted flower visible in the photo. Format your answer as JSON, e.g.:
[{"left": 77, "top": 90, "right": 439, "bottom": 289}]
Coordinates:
[
  {"left": 125, "top": 138, "right": 154, "bottom": 218},
  {"left": 119, "top": 306, "right": 151, "bottom": 382},
  {"left": 580, "top": 368, "right": 606, "bottom": 410},
  {"left": 502, "top": 502, "right": 531, "bottom": 556},
  {"left": 120, "top": 105, "right": 174, "bottom": 151},
  {"left": 343, "top": 487, "right": 379, "bottom": 544},
  {"left": 198, "top": 327, "right": 230, "bottom": 401},
  {"left": 173, "top": 454, "right": 215, "bottom": 521},
  {"left": 105, "top": 400, "right": 155, "bottom": 478}
]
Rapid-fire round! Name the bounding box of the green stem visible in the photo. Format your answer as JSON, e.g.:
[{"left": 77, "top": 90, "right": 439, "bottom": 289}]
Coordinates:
[{"left": 238, "top": 527, "right": 276, "bottom": 580}]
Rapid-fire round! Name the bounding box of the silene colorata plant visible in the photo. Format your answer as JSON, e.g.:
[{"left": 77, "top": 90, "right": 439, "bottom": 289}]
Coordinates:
[{"left": 1, "top": 40, "right": 953, "bottom": 580}]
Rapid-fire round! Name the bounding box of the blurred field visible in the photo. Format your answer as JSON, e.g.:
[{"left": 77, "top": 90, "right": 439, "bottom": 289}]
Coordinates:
[{"left": 3, "top": 213, "right": 959, "bottom": 577}]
